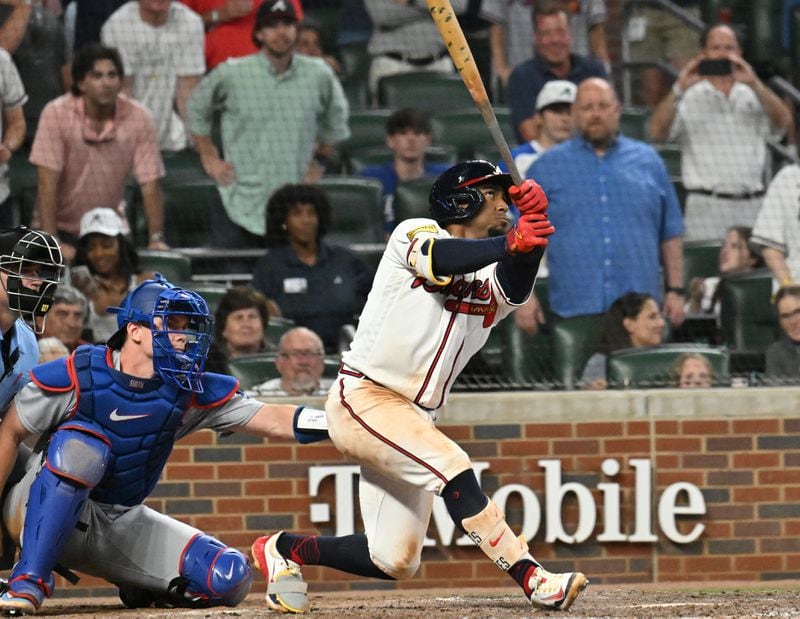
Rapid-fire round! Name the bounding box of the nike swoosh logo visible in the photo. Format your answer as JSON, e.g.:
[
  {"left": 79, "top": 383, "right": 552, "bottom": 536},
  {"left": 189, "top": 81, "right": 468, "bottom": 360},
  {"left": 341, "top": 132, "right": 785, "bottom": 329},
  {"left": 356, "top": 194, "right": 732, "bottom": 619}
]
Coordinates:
[
  {"left": 489, "top": 531, "right": 505, "bottom": 547},
  {"left": 109, "top": 408, "right": 151, "bottom": 422}
]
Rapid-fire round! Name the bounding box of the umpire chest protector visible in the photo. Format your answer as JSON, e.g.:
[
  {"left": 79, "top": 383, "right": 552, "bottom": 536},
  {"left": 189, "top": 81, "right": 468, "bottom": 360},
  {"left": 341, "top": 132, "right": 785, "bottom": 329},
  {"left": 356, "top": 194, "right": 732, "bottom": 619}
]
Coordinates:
[{"left": 32, "top": 345, "right": 237, "bottom": 507}]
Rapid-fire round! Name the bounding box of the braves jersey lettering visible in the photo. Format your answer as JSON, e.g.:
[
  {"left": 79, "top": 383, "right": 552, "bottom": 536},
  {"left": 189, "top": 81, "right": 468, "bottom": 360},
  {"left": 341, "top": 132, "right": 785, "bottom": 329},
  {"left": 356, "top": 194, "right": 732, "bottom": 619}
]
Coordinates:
[{"left": 411, "top": 276, "right": 498, "bottom": 327}]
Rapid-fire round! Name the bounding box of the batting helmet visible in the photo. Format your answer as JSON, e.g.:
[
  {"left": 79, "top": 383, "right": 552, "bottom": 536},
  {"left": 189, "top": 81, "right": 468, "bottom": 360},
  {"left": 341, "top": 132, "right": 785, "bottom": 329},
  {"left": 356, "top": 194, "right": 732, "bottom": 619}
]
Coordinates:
[
  {"left": 429, "top": 160, "right": 513, "bottom": 226},
  {"left": 107, "top": 274, "right": 213, "bottom": 393},
  {"left": 0, "top": 227, "right": 64, "bottom": 333}
]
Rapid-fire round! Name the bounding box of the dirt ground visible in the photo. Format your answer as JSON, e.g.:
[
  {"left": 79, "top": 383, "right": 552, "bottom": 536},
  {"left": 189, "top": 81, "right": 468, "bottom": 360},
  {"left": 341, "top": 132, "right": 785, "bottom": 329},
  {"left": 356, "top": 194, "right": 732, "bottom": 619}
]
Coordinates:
[{"left": 39, "top": 581, "right": 800, "bottom": 618}]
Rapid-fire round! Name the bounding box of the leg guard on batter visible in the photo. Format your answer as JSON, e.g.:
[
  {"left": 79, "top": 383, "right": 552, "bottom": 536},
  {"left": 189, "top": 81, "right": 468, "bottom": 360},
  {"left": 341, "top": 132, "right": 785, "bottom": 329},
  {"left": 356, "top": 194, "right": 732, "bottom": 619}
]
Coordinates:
[
  {"left": 0, "top": 422, "right": 111, "bottom": 614},
  {"left": 461, "top": 500, "right": 530, "bottom": 572},
  {"left": 178, "top": 533, "right": 252, "bottom": 607}
]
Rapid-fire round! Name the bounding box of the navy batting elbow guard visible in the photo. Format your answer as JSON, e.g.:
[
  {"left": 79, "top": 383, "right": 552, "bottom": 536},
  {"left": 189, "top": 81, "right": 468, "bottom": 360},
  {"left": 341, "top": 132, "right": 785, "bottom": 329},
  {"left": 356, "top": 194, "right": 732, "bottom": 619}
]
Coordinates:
[{"left": 293, "top": 406, "right": 329, "bottom": 444}]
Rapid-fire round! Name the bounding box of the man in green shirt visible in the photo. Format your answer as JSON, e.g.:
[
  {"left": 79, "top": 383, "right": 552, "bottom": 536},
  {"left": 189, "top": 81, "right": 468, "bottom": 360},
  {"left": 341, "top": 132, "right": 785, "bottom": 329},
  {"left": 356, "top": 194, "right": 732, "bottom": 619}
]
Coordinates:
[{"left": 188, "top": 0, "right": 349, "bottom": 251}]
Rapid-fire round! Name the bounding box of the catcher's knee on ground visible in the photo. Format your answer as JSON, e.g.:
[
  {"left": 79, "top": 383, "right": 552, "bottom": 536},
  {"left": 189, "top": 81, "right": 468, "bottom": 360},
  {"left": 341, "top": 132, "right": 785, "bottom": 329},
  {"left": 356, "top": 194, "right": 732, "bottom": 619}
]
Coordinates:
[
  {"left": 443, "top": 469, "right": 528, "bottom": 571},
  {"left": 179, "top": 534, "right": 252, "bottom": 606}
]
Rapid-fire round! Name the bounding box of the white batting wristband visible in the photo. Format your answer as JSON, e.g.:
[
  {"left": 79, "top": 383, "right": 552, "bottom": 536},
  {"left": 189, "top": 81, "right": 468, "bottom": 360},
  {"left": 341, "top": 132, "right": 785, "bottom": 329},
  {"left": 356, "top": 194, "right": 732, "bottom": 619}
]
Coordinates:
[
  {"left": 408, "top": 237, "right": 451, "bottom": 285},
  {"left": 295, "top": 407, "right": 328, "bottom": 432}
]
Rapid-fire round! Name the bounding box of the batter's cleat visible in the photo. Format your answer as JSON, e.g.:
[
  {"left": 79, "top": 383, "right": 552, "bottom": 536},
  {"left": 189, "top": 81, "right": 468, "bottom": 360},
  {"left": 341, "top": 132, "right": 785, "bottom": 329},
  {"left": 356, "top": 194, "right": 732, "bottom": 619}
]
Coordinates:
[
  {"left": 0, "top": 575, "right": 52, "bottom": 616},
  {"left": 251, "top": 533, "right": 308, "bottom": 614},
  {"left": 527, "top": 567, "right": 588, "bottom": 611}
]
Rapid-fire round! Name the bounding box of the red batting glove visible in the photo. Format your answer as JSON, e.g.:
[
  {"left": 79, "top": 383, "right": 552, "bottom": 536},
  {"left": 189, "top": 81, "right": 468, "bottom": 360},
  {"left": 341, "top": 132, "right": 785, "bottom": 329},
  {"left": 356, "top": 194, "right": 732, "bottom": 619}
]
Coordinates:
[
  {"left": 508, "top": 179, "right": 548, "bottom": 214},
  {"left": 505, "top": 212, "right": 555, "bottom": 254}
]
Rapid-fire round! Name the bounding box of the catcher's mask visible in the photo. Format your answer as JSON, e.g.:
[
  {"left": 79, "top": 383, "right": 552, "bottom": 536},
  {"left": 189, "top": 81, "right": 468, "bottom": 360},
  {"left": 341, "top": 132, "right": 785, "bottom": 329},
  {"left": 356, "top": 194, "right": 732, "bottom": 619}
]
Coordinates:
[
  {"left": 106, "top": 274, "right": 214, "bottom": 393},
  {"left": 0, "top": 227, "right": 64, "bottom": 334},
  {"left": 428, "top": 160, "right": 514, "bottom": 226}
]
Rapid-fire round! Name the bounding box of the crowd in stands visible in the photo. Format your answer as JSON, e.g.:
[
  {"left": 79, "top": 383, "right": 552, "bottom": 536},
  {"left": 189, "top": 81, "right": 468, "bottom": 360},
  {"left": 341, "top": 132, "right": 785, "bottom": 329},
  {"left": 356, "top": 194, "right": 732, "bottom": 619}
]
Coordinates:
[{"left": 4, "top": 0, "right": 800, "bottom": 391}]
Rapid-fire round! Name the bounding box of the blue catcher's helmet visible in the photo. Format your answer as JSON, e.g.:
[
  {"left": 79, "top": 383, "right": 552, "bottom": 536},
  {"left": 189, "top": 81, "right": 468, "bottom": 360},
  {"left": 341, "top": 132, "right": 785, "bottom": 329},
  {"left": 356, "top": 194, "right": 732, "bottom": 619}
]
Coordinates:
[
  {"left": 106, "top": 274, "right": 213, "bottom": 393},
  {"left": 428, "top": 160, "right": 514, "bottom": 226}
]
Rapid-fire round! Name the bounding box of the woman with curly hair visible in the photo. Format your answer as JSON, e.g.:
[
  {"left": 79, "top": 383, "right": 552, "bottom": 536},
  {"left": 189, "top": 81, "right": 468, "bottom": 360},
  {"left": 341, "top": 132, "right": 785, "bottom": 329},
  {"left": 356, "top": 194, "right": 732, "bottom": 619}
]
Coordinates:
[{"left": 252, "top": 184, "right": 373, "bottom": 353}]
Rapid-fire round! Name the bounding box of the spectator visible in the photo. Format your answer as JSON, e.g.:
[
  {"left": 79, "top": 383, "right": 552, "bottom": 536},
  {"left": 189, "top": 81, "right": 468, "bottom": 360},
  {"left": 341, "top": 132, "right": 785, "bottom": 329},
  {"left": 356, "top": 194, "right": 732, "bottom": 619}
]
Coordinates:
[
  {"left": 750, "top": 163, "right": 800, "bottom": 287},
  {"left": 499, "top": 79, "right": 576, "bottom": 182},
  {"left": 481, "top": 0, "right": 608, "bottom": 95},
  {"left": 252, "top": 184, "right": 372, "bottom": 353},
  {"left": 507, "top": 4, "right": 606, "bottom": 143},
  {"left": 178, "top": 0, "right": 303, "bottom": 71},
  {"left": 581, "top": 291, "right": 665, "bottom": 390},
  {"left": 250, "top": 326, "right": 333, "bottom": 396},
  {"left": 672, "top": 352, "right": 714, "bottom": 388},
  {"left": 364, "top": 0, "right": 466, "bottom": 103},
  {"left": 30, "top": 43, "right": 167, "bottom": 262},
  {"left": 649, "top": 24, "right": 793, "bottom": 242},
  {"left": 0, "top": 48, "right": 26, "bottom": 229},
  {"left": 189, "top": 0, "right": 349, "bottom": 253},
  {"left": 70, "top": 207, "right": 153, "bottom": 343},
  {"left": 765, "top": 284, "right": 800, "bottom": 381},
  {"left": 627, "top": 0, "right": 701, "bottom": 109},
  {"left": 101, "top": 0, "right": 205, "bottom": 152},
  {"left": 297, "top": 18, "right": 342, "bottom": 75},
  {"left": 528, "top": 78, "right": 686, "bottom": 329},
  {"left": 37, "top": 284, "right": 89, "bottom": 352},
  {"left": 0, "top": 0, "right": 68, "bottom": 146},
  {"left": 37, "top": 336, "right": 69, "bottom": 362},
  {"left": 358, "top": 108, "right": 449, "bottom": 233},
  {"left": 686, "top": 226, "right": 764, "bottom": 316},
  {"left": 66, "top": 0, "right": 127, "bottom": 54},
  {"left": 204, "top": 285, "right": 277, "bottom": 373}
]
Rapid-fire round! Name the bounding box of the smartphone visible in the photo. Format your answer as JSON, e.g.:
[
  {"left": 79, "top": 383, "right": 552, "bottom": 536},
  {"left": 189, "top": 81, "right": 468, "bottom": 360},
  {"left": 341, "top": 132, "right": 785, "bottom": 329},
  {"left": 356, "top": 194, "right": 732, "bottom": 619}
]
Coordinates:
[{"left": 697, "top": 58, "right": 732, "bottom": 76}]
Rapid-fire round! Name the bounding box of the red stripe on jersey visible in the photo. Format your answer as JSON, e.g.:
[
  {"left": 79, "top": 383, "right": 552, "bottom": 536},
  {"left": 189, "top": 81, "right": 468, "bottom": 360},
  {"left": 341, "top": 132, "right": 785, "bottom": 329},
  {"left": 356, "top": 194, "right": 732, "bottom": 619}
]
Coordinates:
[
  {"left": 414, "top": 310, "right": 458, "bottom": 405},
  {"left": 337, "top": 378, "right": 449, "bottom": 486},
  {"left": 406, "top": 237, "right": 419, "bottom": 265},
  {"left": 434, "top": 339, "right": 464, "bottom": 410}
]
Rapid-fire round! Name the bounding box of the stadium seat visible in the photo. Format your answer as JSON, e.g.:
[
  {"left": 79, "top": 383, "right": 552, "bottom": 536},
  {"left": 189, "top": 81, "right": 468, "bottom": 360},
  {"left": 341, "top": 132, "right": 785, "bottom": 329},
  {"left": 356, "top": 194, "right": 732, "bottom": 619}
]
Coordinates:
[
  {"left": 346, "top": 145, "right": 456, "bottom": 175},
  {"left": 394, "top": 178, "right": 435, "bottom": 223},
  {"left": 161, "top": 149, "right": 206, "bottom": 184},
  {"left": 683, "top": 239, "right": 723, "bottom": 288},
  {"left": 746, "top": 0, "right": 785, "bottom": 72},
  {"left": 718, "top": 269, "right": 776, "bottom": 352},
  {"left": 552, "top": 314, "right": 603, "bottom": 390},
  {"left": 340, "top": 42, "right": 370, "bottom": 110},
  {"left": 339, "top": 109, "right": 393, "bottom": 159},
  {"left": 316, "top": 176, "right": 384, "bottom": 245},
  {"left": 501, "top": 316, "right": 554, "bottom": 386},
  {"left": 607, "top": 343, "right": 730, "bottom": 389},
  {"left": 377, "top": 72, "right": 475, "bottom": 112},
  {"left": 266, "top": 316, "right": 295, "bottom": 344},
  {"left": 620, "top": 106, "right": 650, "bottom": 141},
  {"left": 228, "top": 353, "right": 340, "bottom": 390},
  {"left": 654, "top": 144, "right": 682, "bottom": 177},
  {"left": 191, "top": 284, "right": 229, "bottom": 314},
  {"left": 137, "top": 249, "right": 191, "bottom": 282},
  {"left": 431, "top": 109, "right": 515, "bottom": 160}
]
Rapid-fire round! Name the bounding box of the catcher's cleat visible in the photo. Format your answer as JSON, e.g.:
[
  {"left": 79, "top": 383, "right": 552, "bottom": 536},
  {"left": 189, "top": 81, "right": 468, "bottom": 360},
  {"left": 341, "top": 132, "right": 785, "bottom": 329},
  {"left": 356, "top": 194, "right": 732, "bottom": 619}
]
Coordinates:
[
  {"left": 251, "top": 533, "right": 308, "bottom": 614},
  {"left": 0, "top": 575, "right": 52, "bottom": 616},
  {"left": 527, "top": 567, "right": 588, "bottom": 611}
]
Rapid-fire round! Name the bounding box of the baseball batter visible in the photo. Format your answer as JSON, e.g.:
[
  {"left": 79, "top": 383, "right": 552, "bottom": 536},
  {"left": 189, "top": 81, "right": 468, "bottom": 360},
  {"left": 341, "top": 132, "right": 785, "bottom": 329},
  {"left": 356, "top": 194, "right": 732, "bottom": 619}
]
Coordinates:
[
  {"left": 0, "top": 275, "right": 328, "bottom": 615},
  {"left": 250, "top": 161, "right": 588, "bottom": 613}
]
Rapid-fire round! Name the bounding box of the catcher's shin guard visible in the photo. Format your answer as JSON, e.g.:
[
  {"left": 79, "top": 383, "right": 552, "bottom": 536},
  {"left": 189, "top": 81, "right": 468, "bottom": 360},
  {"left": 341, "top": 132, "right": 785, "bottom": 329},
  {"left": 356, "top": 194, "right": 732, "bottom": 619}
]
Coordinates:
[
  {"left": 4, "top": 422, "right": 111, "bottom": 613},
  {"left": 461, "top": 500, "right": 529, "bottom": 571},
  {"left": 179, "top": 534, "right": 252, "bottom": 607}
]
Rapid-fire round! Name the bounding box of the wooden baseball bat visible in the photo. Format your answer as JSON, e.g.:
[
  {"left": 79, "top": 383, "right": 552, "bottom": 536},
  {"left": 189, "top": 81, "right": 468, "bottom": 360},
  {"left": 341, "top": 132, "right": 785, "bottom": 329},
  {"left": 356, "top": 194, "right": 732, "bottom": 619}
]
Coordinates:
[{"left": 426, "top": 0, "right": 522, "bottom": 185}]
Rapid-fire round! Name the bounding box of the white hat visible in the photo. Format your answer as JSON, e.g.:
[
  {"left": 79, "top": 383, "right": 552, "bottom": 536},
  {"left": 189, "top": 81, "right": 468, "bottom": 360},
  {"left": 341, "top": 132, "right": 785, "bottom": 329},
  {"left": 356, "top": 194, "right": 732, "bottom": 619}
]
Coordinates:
[
  {"left": 535, "top": 80, "right": 577, "bottom": 112},
  {"left": 79, "top": 208, "right": 124, "bottom": 238}
]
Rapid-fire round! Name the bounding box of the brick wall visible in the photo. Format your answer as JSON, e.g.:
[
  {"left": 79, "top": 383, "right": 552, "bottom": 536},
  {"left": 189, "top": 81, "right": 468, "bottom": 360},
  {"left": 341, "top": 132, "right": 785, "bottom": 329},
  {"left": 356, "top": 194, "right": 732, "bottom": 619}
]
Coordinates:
[{"left": 52, "top": 388, "right": 799, "bottom": 598}]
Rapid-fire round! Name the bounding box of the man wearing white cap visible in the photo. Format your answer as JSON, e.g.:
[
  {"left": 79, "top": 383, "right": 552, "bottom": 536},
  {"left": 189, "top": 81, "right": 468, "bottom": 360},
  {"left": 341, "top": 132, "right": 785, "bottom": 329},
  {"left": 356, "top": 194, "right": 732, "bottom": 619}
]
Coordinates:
[{"left": 499, "top": 80, "right": 576, "bottom": 182}]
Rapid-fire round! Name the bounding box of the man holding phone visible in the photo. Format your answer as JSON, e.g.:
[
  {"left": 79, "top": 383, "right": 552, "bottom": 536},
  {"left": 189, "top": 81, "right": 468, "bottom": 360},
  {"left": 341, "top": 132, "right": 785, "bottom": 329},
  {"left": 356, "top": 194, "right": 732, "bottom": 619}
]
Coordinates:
[{"left": 649, "top": 23, "right": 793, "bottom": 242}]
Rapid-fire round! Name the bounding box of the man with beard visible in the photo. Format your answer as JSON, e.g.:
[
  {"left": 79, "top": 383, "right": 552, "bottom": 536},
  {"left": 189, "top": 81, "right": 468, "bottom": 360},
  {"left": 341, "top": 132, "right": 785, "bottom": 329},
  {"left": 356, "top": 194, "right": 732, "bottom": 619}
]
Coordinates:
[
  {"left": 188, "top": 0, "right": 349, "bottom": 255},
  {"left": 527, "top": 78, "right": 686, "bottom": 328},
  {"left": 250, "top": 326, "right": 332, "bottom": 396}
]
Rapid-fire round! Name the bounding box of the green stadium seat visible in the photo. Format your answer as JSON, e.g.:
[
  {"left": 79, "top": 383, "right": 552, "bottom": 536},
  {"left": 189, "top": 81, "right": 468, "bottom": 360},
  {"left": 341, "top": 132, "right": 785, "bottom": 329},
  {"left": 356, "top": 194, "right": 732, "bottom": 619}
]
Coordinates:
[
  {"left": 654, "top": 144, "right": 682, "bottom": 177},
  {"left": 620, "top": 106, "right": 650, "bottom": 141},
  {"left": 394, "top": 178, "right": 435, "bottom": 223},
  {"left": 377, "top": 72, "right": 474, "bottom": 112},
  {"left": 266, "top": 316, "right": 295, "bottom": 344},
  {"left": 501, "top": 316, "right": 554, "bottom": 386},
  {"left": 161, "top": 149, "right": 206, "bottom": 184},
  {"left": 683, "top": 239, "right": 723, "bottom": 288},
  {"left": 191, "top": 284, "right": 229, "bottom": 314},
  {"left": 137, "top": 250, "right": 191, "bottom": 282},
  {"left": 431, "top": 108, "right": 515, "bottom": 160},
  {"left": 346, "top": 145, "right": 456, "bottom": 175},
  {"left": 339, "top": 109, "right": 393, "bottom": 158},
  {"left": 607, "top": 343, "right": 730, "bottom": 389},
  {"left": 552, "top": 314, "right": 603, "bottom": 390},
  {"left": 340, "top": 42, "right": 370, "bottom": 110},
  {"left": 718, "top": 269, "right": 776, "bottom": 352},
  {"left": 316, "top": 176, "right": 384, "bottom": 244}
]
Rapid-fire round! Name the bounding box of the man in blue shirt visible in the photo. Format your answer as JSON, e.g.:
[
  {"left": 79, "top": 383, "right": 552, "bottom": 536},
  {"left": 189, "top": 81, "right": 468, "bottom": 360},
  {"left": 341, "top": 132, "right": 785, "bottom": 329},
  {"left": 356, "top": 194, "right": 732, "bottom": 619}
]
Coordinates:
[
  {"left": 528, "top": 78, "right": 686, "bottom": 326},
  {"left": 507, "top": 5, "right": 606, "bottom": 143},
  {"left": 359, "top": 108, "right": 450, "bottom": 233}
]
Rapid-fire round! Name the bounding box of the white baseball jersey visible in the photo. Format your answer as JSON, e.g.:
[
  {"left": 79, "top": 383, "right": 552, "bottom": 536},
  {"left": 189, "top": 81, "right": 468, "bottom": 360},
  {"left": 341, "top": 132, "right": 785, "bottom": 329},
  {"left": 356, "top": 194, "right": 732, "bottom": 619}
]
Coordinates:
[
  {"left": 752, "top": 163, "right": 800, "bottom": 280},
  {"left": 342, "top": 218, "right": 522, "bottom": 410}
]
